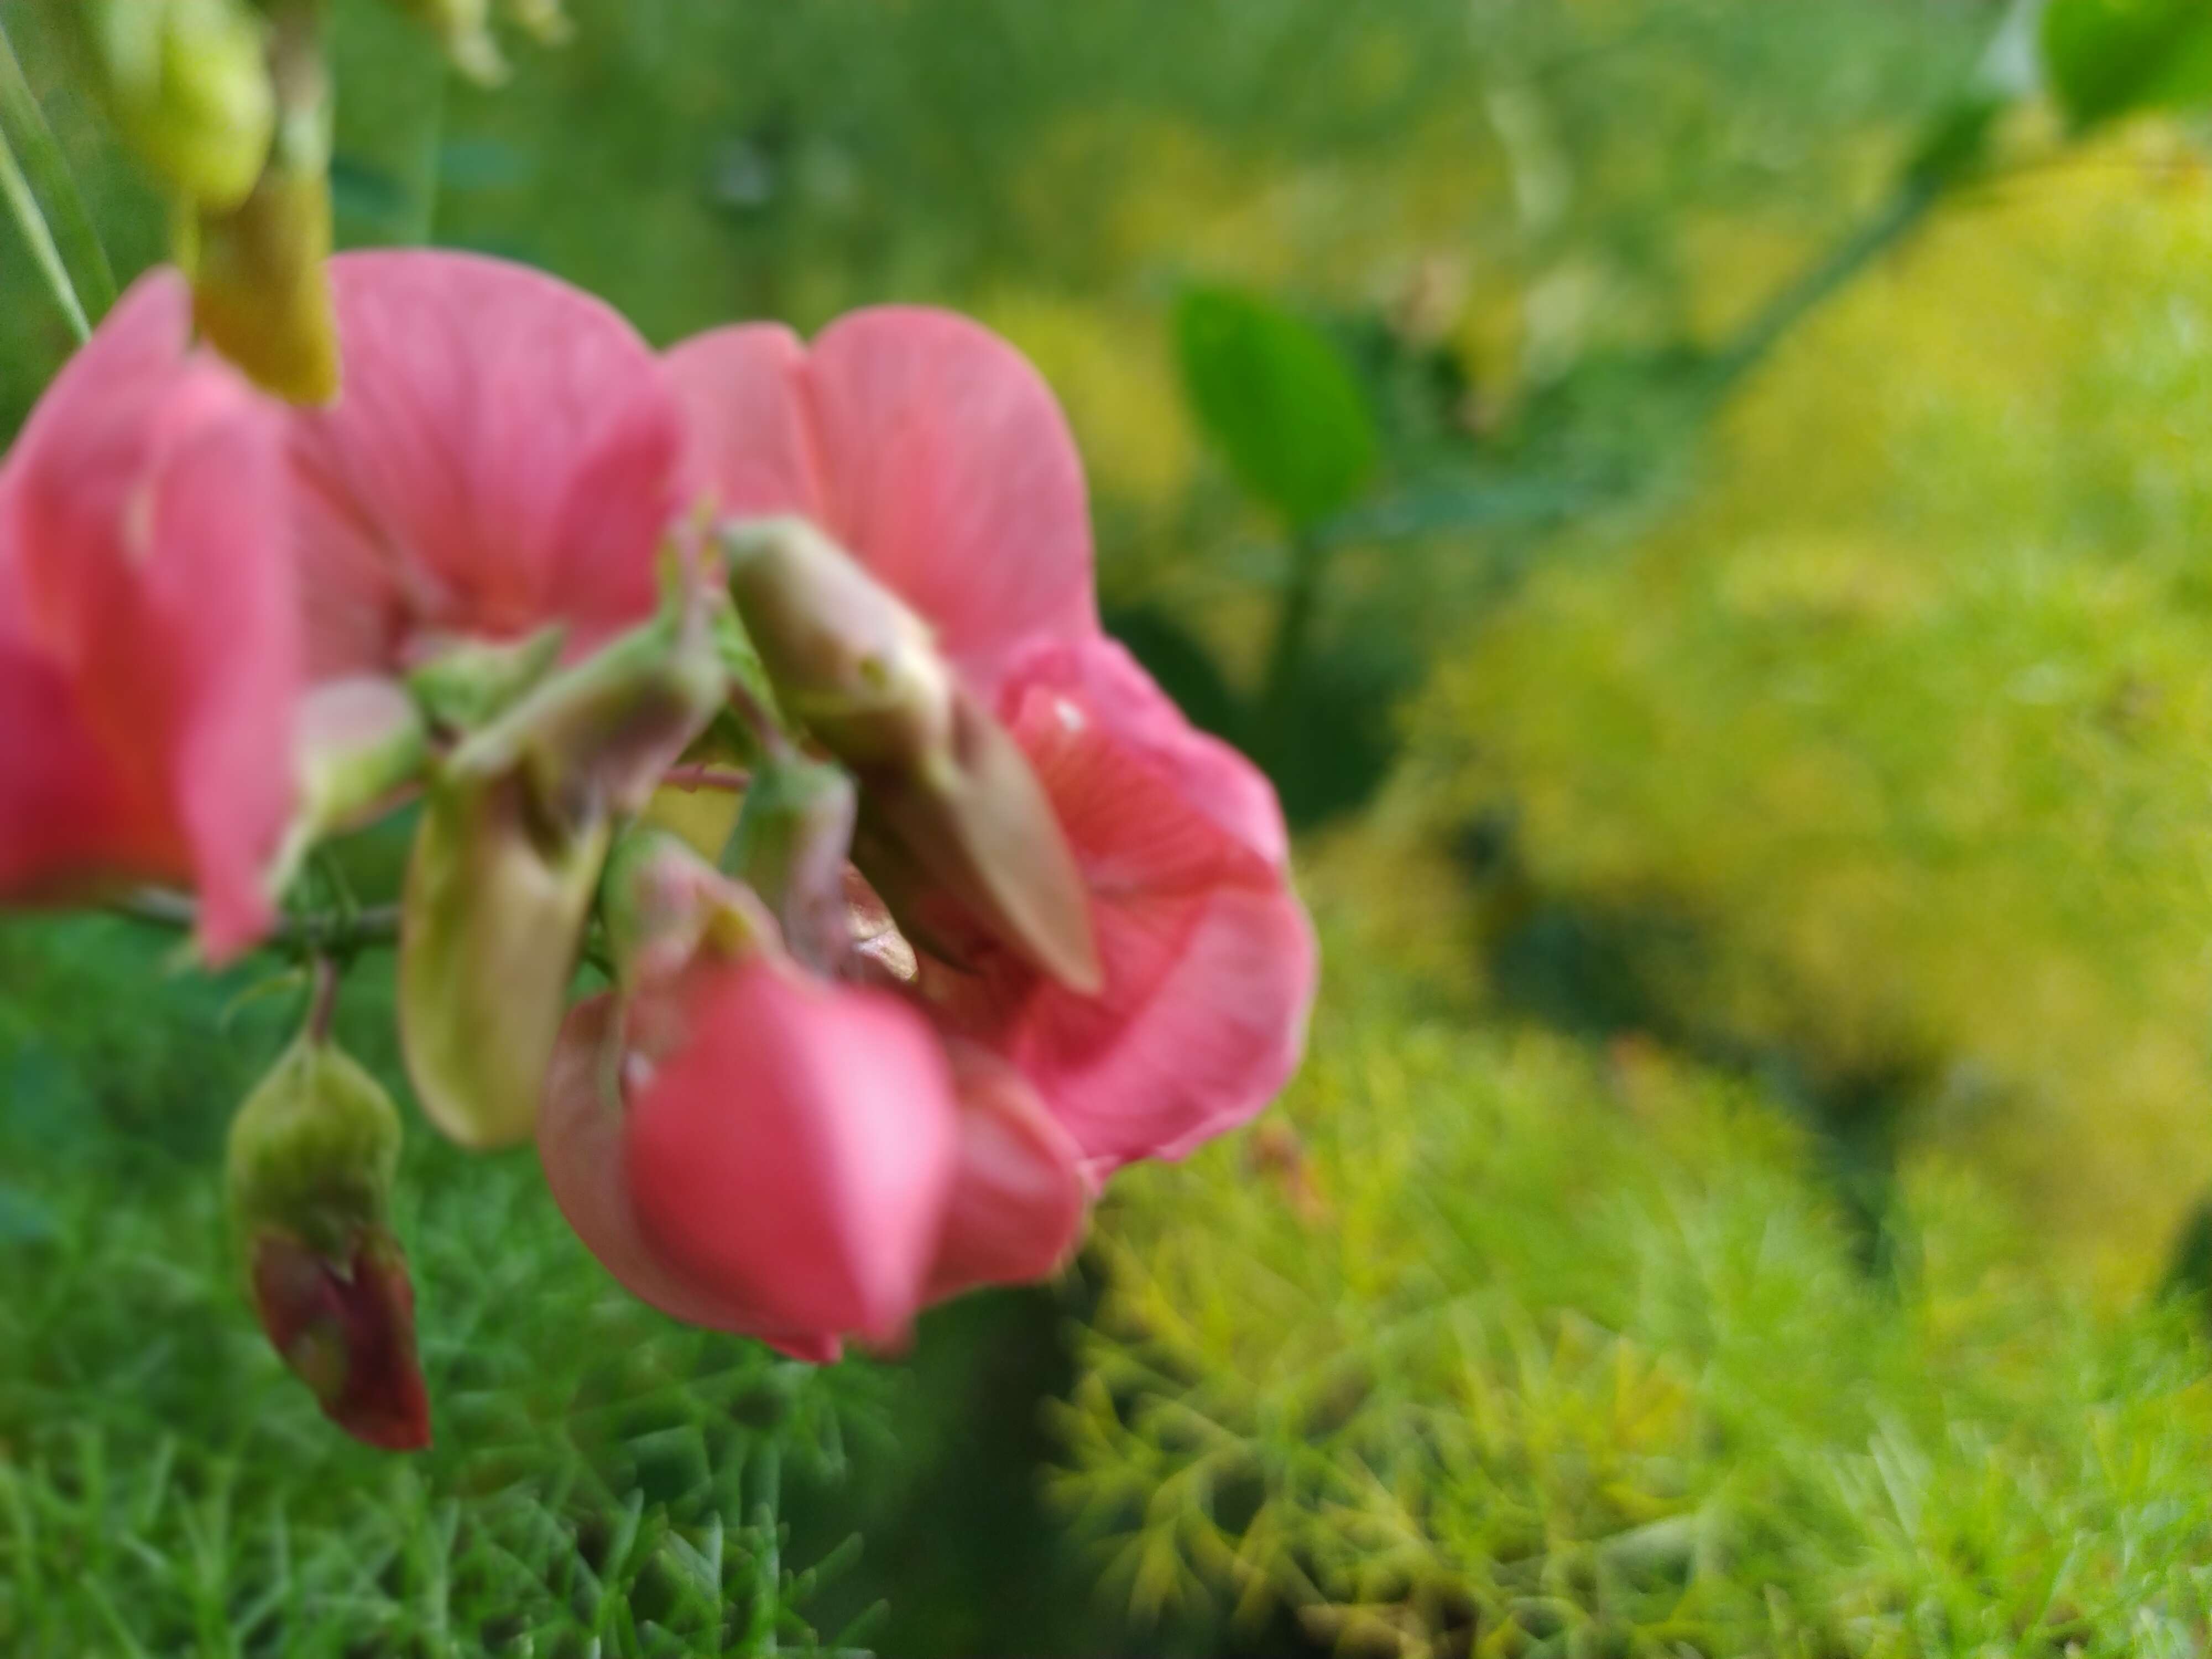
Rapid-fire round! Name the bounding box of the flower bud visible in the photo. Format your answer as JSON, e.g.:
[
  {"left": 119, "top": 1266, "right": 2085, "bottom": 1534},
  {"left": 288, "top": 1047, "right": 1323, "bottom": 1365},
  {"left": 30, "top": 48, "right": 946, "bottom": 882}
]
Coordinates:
[
  {"left": 405, "top": 625, "right": 567, "bottom": 734},
  {"left": 228, "top": 1034, "right": 429, "bottom": 1451},
  {"left": 189, "top": 155, "right": 339, "bottom": 405},
  {"left": 444, "top": 591, "right": 725, "bottom": 827},
  {"left": 398, "top": 770, "right": 609, "bottom": 1149},
  {"left": 728, "top": 757, "right": 859, "bottom": 975},
  {"left": 857, "top": 684, "right": 1101, "bottom": 994},
  {"left": 718, "top": 518, "right": 1098, "bottom": 992},
  {"left": 720, "top": 517, "right": 956, "bottom": 770},
  {"left": 622, "top": 957, "right": 957, "bottom": 1347},
  {"left": 90, "top": 0, "right": 275, "bottom": 211}
]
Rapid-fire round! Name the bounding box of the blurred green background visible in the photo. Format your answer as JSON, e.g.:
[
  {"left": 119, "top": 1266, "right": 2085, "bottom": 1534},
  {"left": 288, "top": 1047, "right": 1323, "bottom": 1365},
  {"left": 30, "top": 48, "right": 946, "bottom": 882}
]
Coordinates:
[{"left": 20, "top": 0, "right": 2212, "bottom": 1652}]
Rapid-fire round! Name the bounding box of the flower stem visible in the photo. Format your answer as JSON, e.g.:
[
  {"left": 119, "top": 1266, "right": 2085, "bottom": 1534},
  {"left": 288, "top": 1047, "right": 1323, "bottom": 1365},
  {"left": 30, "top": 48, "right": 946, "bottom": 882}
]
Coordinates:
[
  {"left": 661, "top": 764, "right": 753, "bottom": 794},
  {"left": 1255, "top": 528, "right": 1327, "bottom": 778},
  {"left": 305, "top": 953, "right": 340, "bottom": 1042},
  {"left": 111, "top": 889, "right": 403, "bottom": 956}
]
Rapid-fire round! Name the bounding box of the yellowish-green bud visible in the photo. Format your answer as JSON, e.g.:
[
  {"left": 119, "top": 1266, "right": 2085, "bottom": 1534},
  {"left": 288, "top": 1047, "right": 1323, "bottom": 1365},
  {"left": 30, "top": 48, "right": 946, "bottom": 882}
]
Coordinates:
[
  {"left": 717, "top": 517, "right": 1098, "bottom": 993},
  {"left": 398, "top": 771, "right": 610, "bottom": 1150},
  {"left": 188, "top": 155, "right": 340, "bottom": 405},
  {"left": 721, "top": 517, "right": 957, "bottom": 770},
  {"left": 228, "top": 1032, "right": 430, "bottom": 1451},
  {"left": 93, "top": 0, "right": 275, "bottom": 211},
  {"left": 857, "top": 685, "right": 1101, "bottom": 995},
  {"left": 729, "top": 757, "right": 858, "bottom": 975}
]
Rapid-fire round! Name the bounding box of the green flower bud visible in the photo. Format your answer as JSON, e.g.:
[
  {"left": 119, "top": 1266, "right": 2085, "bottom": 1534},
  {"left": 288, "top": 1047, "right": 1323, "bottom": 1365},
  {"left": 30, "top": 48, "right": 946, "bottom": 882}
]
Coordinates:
[
  {"left": 406, "top": 625, "right": 567, "bottom": 735},
  {"left": 721, "top": 517, "right": 957, "bottom": 770},
  {"left": 728, "top": 757, "right": 859, "bottom": 975},
  {"left": 443, "top": 585, "right": 726, "bottom": 826},
  {"left": 228, "top": 1034, "right": 430, "bottom": 1451},
  {"left": 857, "top": 684, "right": 1101, "bottom": 995},
  {"left": 187, "top": 146, "right": 339, "bottom": 405},
  {"left": 399, "top": 770, "right": 611, "bottom": 1150},
  {"left": 92, "top": 0, "right": 275, "bottom": 211},
  {"left": 718, "top": 517, "right": 1098, "bottom": 992}
]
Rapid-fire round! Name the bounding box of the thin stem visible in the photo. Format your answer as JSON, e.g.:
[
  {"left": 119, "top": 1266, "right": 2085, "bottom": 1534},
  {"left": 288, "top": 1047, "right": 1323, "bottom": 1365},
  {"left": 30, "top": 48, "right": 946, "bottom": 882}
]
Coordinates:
[
  {"left": 1254, "top": 529, "right": 1327, "bottom": 774},
  {"left": 661, "top": 764, "right": 752, "bottom": 795},
  {"left": 725, "top": 677, "right": 795, "bottom": 765},
  {"left": 305, "top": 954, "right": 339, "bottom": 1043},
  {"left": 0, "top": 15, "right": 113, "bottom": 328},
  {"left": 111, "top": 889, "right": 402, "bottom": 956},
  {"left": 1703, "top": 175, "right": 1941, "bottom": 396}
]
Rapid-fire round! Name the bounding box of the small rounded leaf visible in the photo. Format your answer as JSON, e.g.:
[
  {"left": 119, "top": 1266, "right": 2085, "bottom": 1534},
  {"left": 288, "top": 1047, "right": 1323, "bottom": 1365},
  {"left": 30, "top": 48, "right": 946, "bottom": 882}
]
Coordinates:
[
  {"left": 2041, "top": 0, "right": 2212, "bottom": 130},
  {"left": 1173, "top": 286, "right": 1378, "bottom": 530}
]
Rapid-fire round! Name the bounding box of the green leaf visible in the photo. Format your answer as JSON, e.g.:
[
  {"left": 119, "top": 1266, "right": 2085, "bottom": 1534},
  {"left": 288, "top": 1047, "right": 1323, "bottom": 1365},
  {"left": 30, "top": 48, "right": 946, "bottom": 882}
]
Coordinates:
[
  {"left": 1174, "top": 285, "right": 1379, "bottom": 530},
  {"left": 2041, "top": 0, "right": 2212, "bottom": 131}
]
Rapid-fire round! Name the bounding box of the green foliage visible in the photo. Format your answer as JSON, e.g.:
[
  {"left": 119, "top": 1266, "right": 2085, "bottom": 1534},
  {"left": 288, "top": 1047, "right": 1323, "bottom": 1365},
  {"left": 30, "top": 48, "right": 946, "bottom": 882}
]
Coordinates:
[
  {"left": 1382, "top": 150, "right": 2212, "bottom": 1285},
  {"left": 0, "top": 917, "right": 883, "bottom": 1656},
  {"left": 1062, "top": 899, "right": 2212, "bottom": 1655},
  {"left": 1175, "top": 286, "right": 1378, "bottom": 530},
  {"left": 2042, "top": 0, "right": 2212, "bottom": 129}
]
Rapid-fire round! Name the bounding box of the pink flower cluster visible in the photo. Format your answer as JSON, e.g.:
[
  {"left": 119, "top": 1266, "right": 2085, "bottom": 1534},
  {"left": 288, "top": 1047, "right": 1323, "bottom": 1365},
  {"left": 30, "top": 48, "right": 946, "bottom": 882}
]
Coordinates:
[{"left": 0, "top": 253, "right": 1317, "bottom": 1360}]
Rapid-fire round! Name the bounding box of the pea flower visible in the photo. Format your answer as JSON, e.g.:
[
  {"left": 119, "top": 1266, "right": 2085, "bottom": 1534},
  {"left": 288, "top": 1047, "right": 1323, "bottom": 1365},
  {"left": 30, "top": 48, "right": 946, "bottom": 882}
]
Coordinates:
[
  {"left": 281, "top": 251, "right": 715, "bottom": 1150},
  {"left": 665, "top": 310, "right": 1317, "bottom": 1177},
  {"left": 538, "top": 837, "right": 962, "bottom": 1358},
  {"left": 290, "top": 250, "right": 686, "bottom": 681},
  {"left": 0, "top": 270, "right": 299, "bottom": 959}
]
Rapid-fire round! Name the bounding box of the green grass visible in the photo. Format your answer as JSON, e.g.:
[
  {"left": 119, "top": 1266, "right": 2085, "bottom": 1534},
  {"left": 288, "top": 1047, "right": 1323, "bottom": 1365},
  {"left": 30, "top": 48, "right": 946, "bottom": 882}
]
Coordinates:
[{"left": 0, "top": 916, "right": 886, "bottom": 1657}]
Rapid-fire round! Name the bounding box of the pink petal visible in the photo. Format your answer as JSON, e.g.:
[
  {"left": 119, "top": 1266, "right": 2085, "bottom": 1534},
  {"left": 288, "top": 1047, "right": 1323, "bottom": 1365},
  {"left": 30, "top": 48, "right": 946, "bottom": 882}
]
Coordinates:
[
  {"left": 665, "top": 307, "right": 1098, "bottom": 697},
  {"left": 1002, "top": 634, "right": 1291, "bottom": 868},
  {"left": 1, "top": 269, "right": 297, "bottom": 957},
  {"left": 0, "top": 635, "right": 174, "bottom": 899},
  {"left": 625, "top": 958, "right": 958, "bottom": 1344},
  {"left": 664, "top": 324, "right": 830, "bottom": 525},
  {"left": 926, "top": 639, "right": 1317, "bottom": 1172},
  {"left": 925, "top": 1040, "right": 1091, "bottom": 1303},
  {"left": 538, "top": 995, "right": 841, "bottom": 1362},
  {"left": 290, "top": 251, "right": 685, "bottom": 677}
]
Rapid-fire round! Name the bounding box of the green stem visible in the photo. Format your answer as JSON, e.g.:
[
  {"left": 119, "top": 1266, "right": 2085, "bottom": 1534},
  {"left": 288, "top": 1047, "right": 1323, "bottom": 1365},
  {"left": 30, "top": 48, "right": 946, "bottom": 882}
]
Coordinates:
[
  {"left": 111, "top": 889, "right": 402, "bottom": 955},
  {"left": 1255, "top": 529, "right": 1327, "bottom": 773},
  {"left": 1704, "top": 175, "right": 1940, "bottom": 395},
  {"left": 0, "top": 16, "right": 114, "bottom": 328}
]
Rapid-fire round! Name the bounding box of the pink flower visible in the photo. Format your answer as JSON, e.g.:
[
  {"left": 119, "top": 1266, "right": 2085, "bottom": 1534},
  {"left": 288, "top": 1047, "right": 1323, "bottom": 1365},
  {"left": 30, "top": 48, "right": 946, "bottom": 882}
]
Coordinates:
[
  {"left": 923, "top": 636, "right": 1317, "bottom": 1173},
  {"left": 0, "top": 270, "right": 299, "bottom": 958},
  {"left": 289, "top": 251, "right": 687, "bottom": 679},
  {"left": 665, "top": 310, "right": 1317, "bottom": 1173},
  {"left": 665, "top": 309, "right": 1096, "bottom": 701},
  {"left": 927, "top": 1039, "right": 1091, "bottom": 1301},
  {"left": 539, "top": 960, "right": 962, "bottom": 1358}
]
